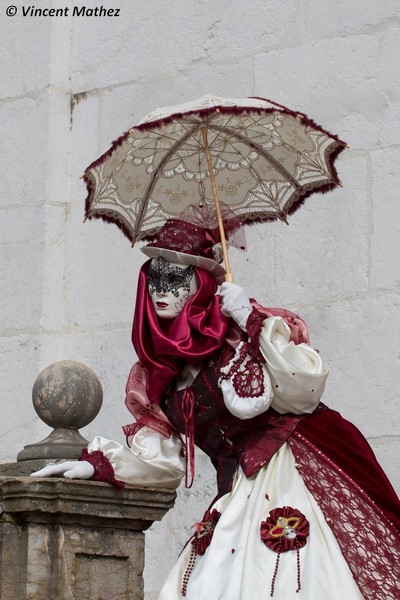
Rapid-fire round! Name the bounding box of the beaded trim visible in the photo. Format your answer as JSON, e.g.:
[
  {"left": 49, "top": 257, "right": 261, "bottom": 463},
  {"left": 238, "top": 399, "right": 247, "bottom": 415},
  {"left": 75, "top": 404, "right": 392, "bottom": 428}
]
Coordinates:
[{"left": 181, "top": 509, "right": 221, "bottom": 596}]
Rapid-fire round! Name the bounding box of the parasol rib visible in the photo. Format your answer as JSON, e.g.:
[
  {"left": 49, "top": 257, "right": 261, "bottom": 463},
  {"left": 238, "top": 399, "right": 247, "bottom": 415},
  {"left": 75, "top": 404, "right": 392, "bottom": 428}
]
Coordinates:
[
  {"left": 132, "top": 122, "right": 204, "bottom": 244},
  {"left": 210, "top": 123, "right": 303, "bottom": 191},
  {"left": 201, "top": 126, "right": 234, "bottom": 283}
]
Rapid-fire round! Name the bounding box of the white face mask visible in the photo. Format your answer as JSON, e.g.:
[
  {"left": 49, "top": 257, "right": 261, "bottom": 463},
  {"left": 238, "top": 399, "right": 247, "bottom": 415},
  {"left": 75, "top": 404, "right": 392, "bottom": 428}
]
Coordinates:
[{"left": 148, "top": 257, "right": 198, "bottom": 319}]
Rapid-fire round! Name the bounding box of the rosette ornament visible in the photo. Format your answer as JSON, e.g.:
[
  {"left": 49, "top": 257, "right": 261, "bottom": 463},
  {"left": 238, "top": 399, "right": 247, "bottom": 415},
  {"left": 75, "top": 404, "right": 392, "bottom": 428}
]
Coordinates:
[{"left": 260, "top": 506, "right": 310, "bottom": 596}]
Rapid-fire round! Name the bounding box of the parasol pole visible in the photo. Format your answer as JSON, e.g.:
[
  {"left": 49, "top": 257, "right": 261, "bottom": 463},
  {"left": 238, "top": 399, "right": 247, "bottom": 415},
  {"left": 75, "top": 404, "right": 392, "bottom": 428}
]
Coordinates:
[{"left": 201, "top": 126, "right": 234, "bottom": 283}]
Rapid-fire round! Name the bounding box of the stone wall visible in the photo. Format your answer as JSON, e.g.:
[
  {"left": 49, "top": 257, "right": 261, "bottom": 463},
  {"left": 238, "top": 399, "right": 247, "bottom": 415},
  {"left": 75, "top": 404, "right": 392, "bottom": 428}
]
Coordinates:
[{"left": 1, "top": 1, "right": 399, "bottom": 597}]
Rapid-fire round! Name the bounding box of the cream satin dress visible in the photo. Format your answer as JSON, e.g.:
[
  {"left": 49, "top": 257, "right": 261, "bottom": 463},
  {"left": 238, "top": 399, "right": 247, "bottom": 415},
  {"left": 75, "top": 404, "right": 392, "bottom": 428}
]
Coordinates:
[{"left": 89, "top": 317, "right": 364, "bottom": 600}]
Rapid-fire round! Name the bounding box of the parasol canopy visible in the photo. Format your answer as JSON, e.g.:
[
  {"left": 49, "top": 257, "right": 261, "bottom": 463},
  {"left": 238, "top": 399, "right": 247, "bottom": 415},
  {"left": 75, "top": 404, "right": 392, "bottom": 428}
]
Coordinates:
[{"left": 83, "top": 94, "right": 346, "bottom": 279}]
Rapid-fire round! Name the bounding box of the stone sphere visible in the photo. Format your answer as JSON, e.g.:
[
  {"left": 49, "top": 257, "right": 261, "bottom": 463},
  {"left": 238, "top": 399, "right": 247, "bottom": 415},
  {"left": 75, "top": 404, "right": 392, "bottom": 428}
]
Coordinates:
[{"left": 32, "top": 360, "right": 103, "bottom": 429}]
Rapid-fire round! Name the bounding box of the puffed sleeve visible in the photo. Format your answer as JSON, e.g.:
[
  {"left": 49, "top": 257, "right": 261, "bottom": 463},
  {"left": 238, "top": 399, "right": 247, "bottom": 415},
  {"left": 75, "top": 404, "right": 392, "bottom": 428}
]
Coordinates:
[
  {"left": 87, "top": 427, "right": 185, "bottom": 489},
  {"left": 259, "top": 316, "right": 329, "bottom": 414}
]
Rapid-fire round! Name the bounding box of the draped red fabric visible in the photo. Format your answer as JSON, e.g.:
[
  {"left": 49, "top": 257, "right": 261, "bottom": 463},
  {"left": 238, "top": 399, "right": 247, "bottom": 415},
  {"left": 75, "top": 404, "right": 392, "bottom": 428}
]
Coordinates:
[
  {"left": 295, "top": 407, "right": 400, "bottom": 530},
  {"left": 132, "top": 260, "right": 230, "bottom": 405}
]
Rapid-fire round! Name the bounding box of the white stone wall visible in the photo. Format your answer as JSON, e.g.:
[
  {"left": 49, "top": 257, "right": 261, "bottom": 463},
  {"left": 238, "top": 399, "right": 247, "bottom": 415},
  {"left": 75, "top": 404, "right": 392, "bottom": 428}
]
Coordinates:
[{"left": 1, "top": 1, "right": 399, "bottom": 597}]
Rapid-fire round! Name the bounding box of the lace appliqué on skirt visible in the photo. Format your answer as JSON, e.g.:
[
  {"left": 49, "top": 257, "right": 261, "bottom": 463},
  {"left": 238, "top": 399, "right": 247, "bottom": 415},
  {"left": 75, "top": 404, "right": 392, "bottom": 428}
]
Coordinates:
[{"left": 289, "top": 433, "right": 400, "bottom": 600}]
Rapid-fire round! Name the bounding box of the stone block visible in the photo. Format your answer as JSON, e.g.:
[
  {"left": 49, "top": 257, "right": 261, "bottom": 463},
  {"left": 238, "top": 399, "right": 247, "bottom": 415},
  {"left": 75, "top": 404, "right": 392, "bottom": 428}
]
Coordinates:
[
  {"left": 301, "top": 294, "right": 400, "bottom": 438},
  {"left": 70, "top": 0, "right": 207, "bottom": 93},
  {"left": 0, "top": 211, "right": 44, "bottom": 329},
  {"left": 70, "top": 92, "right": 101, "bottom": 182},
  {"left": 39, "top": 204, "right": 67, "bottom": 330},
  {"left": 69, "top": 0, "right": 302, "bottom": 95},
  {"left": 45, "top": 88, "right": 72, "bottom": 205},
  {"left": 254, "top": 30, "right": 398, "bottom": 149},
  {"left": 1, "top": 94, "right": 49, "bottom": 208},
  {"left": 186, "top": 0, "right": 303, "bottom": 63},
  {"left": 299, "top": 295, "right": 400, "bottom": 495},
  {"left": 64, "top": 210, "right": 141, "bottom": 328},
  {"left": 0, "top": 476, "right": 176, "bottom": 600},
  {"left": 0, "top": 15, "right": 51, "bottom": 99},
  {"left": 370, "top": 147, "right": 400, "bottom": 290},
  {"left": 229, "top": 221, "right": 276, "bottom": 305},
  {"left": 369, "top": 437, "right": 400, "bottom": 494},
  {"left": 171, "top": 59, "right": 256, "bottom": 104},
  {"left": 306, "top": 0, "right": 400, "bottom": 40},
  {"left": 47, "top": 12, "right": 73, "bottom": 90},
  {"left": 273, "top": 155, "right": 368, "bottom": 306},
  {"left": 0, "top": 334, "right": 61, "bottom": 462}
]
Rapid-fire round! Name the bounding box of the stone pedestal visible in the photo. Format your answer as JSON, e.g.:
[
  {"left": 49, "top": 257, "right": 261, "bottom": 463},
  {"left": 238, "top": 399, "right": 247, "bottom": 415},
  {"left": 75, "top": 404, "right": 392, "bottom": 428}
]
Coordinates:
[
  {"left": 0, "top": 476, "right": 176, "bottom": 600},
  {"left": 0, "top": 360, "right": 177, "bottom": 599}
]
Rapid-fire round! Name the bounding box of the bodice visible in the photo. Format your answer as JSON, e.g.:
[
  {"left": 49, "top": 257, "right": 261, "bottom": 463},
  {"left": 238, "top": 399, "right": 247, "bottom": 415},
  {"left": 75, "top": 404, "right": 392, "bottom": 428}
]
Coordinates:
[{"left": 162, "top": 345, "right": 303, "bottom": 496}]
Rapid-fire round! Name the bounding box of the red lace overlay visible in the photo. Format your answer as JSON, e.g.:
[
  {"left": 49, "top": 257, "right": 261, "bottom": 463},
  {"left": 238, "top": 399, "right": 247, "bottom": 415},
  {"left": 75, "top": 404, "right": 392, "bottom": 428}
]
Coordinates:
[
  {"left": 289, "top": 433, "right": 400, "bottom": 599},
  {"left": 80, "top": 449, "right": 124, "bottom": 490},
  {"left": 246, "top": 306, "right": 269, "bottom": 357},
  {"left": 219, "top": 341, "right": 266, "bottom": 398},
  {"left": 233, "top": 357, "right": 265, "bottom": 397}
]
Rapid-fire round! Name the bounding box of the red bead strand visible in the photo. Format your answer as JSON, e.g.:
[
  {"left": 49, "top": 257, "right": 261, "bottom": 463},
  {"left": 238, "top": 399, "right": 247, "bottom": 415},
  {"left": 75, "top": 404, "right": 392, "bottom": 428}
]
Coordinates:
[
  {"left": 181, "top": 546, "right": 197, "bottom": 597},
  {"left": 270, "top": 543, "right": 282, "bottom": 597},
  {"left": 296, "top": 542, "right": 301, "bottom": 593}
]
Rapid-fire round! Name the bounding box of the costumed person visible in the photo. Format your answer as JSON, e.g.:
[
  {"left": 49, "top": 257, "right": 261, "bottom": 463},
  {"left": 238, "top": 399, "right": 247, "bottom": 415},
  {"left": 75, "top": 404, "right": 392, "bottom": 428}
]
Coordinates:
[{"left": 33, "top": 220, "right": 400, "bottom": 600}]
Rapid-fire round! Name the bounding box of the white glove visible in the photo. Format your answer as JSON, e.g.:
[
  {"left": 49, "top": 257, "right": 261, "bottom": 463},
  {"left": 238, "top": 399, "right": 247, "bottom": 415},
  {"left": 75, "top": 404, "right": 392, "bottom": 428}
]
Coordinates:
[
  {"left": 31, "top": 460, "right": 94, "bottom": 480},
  {"left": 219, "top": 282, "right": 252, "bottom": 330}
]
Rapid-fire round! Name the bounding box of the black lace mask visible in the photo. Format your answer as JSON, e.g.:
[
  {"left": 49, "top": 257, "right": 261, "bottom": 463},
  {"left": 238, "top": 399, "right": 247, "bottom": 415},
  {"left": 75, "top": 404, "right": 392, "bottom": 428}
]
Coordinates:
[{"left": 148, "top": 257, "right": 195, "bottom": 297}]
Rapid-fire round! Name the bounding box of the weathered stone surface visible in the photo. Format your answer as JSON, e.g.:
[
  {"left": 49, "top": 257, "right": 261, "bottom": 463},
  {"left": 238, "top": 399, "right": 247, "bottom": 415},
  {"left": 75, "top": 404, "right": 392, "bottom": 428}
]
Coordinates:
[
  {"left": 31, "top": 360, "right": 103, "bottom": 430},
  {"left": 0, "top": 476, "right": 176, "bottom": 530},
  {"left": 0, "top": 476, "right": 176, "bottom": 600},
  {"left": 16, "top": 427, "right": 90, "bottom": 462},
  {"left": 0, "top": 359, "right": 176, "bottom": 600},
  {"left": 17, "top": 360, "right": 103, "bottom": 461}
]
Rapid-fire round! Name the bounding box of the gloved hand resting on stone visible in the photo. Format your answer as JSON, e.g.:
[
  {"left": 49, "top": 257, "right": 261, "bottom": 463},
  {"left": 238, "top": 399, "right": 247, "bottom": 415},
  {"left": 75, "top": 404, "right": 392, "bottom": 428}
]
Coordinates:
[{"left": 31, "top": 460, "right": 94, "bottom": 480}]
